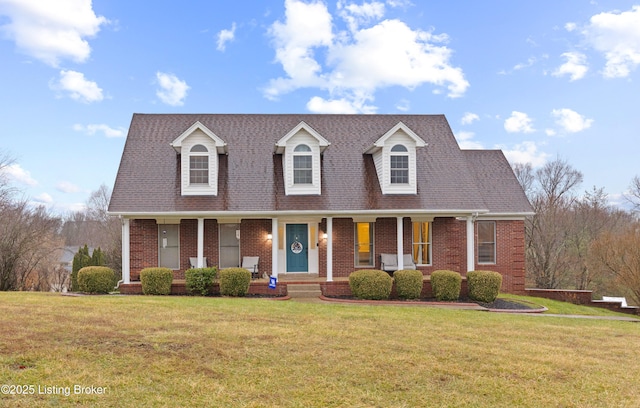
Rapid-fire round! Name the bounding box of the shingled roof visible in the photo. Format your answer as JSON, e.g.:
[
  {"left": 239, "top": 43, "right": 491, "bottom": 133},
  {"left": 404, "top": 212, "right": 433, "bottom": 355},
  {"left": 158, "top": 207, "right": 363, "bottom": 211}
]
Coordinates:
[{"left": 108, "top": 114, "right": 533, "bottom": 217}]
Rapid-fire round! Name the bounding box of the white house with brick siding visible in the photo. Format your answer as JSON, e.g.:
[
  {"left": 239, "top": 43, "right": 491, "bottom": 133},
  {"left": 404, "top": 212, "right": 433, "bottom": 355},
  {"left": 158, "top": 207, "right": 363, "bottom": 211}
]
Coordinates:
[{"left": 108, "top": 114, "right": 533, "bottom": 294}]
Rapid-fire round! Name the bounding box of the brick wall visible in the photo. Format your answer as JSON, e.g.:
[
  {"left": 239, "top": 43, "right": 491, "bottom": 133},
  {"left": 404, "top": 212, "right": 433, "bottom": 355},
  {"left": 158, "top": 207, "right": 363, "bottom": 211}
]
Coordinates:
[{"left": 127, "top": 216, "right": 526, "bottom": 294}]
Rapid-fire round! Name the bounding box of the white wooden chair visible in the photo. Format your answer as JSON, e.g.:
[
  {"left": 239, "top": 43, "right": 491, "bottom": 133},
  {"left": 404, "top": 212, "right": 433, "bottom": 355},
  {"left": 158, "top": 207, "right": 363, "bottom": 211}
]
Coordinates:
[
  {"left": 189, "top": 257, "right": 207, "bottom": 268},
  {"left": 242, "top": 256, "right": 260, "bottom": 279}
]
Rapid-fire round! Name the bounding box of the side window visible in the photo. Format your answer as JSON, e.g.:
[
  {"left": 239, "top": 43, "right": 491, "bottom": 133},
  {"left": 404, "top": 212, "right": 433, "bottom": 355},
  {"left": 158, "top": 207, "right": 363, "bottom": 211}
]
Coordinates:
[
  {"left": 189, "top": 144, "right": 209, "bottom": 185},
  {"left": 390, "top": 144, "right": 409, "bottom": 184},
  {"left": 355, "top": 222, "right": 374, "bottom": 267},
  {"left": 293, "top": 144, "right": 312, "bottom": 184},
  {"left": 477, "top": 221, "right": 496, "bottom": 264},
  {"left": 412, "top": 221, "right": 431, "bottom": 265}
]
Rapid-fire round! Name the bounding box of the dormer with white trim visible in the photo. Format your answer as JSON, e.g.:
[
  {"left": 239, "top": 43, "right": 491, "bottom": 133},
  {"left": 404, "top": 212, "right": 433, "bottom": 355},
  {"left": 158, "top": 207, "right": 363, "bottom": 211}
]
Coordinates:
[
  {"left": 365, "top": 122, "right": 427, "bottom": 195},
  {"left": 275, "top": 121, "right": 330, "bottom": 195},
  {"left": 170, "top": 121, "right": 227, "bottom": 196}
]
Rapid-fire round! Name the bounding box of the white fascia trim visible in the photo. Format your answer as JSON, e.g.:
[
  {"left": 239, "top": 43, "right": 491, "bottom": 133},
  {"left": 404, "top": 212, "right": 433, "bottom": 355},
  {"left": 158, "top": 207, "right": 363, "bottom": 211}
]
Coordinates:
[
  {"left": 274, "top": 121, "right": 330, "bottom": 154},
  {"left": 108, "top": 208, "right": 492, "bottom": 219},
  {"left": 365, "top": 121, "right": 427, "bottom": 154},
  {"left": 170, "top": 121, "right": 228, "bottom": 154}
]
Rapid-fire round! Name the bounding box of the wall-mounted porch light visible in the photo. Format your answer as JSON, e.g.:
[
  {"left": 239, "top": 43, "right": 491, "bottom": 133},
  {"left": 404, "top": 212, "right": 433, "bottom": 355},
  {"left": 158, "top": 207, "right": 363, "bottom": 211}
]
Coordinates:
[{"left": 267, "top": 233, "right": 273, "bottom": 241}]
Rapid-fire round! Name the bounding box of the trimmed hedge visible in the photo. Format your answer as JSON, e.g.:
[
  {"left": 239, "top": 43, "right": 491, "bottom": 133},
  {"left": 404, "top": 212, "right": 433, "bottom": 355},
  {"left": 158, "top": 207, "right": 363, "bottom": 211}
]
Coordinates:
[
  {"left": 140, "top": 267, "right": 173, "bottom": 295},
  {"left": 430, "top": 270, "right": 462, "bottom": 301},
  {"left": 185, "top": 267, "right": 218, "bottom": 296},
  {"left": 393, "top": 269, "right": 424, "bottom": 300},
  {"left": 77, "top": 266, "right": 115, "bottom": 294},
  {"left": 467, "top": 270, "right": 502, "bottom": 303},
  {"left": 219, "top": 268, "right": 251, "bottom": 297},
  {"left": 349, "top": 269, "right": 393, "bottom": 300}
]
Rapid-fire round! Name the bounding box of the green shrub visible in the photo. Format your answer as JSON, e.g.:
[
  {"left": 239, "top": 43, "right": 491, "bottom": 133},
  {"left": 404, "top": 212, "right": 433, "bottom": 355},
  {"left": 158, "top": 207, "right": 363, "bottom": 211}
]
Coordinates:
[
  {"left": 430, "top": 270, "right": 462, "bottom": 301},
  {"left": 394, "top": 269, "right": 424, "bottom": 300},
  {"left": 140, "top": 267, "right": 173, "bottom": 295},
  {"left": 467, "top": 270, "right": 502, "bottom": 303},
  {"left": 77, "top": 266, "right": 115, "bottom": 294},
  {"left": 185, "top": 267, "right": 218, "bottom": 296},
  {"left": 219, "top": 268, "right": 251, "bottom": 297},
  {"left": 349, "top": 269, "right": 393, "bottom": 300}
]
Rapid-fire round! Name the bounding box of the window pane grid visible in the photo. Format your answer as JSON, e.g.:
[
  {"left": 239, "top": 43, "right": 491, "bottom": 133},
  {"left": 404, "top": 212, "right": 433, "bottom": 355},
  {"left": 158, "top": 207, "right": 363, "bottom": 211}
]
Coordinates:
[
  {"left": 293, "top": 155, "right": 312, "bottom": 184},
  {"left": 477, "top": 221, "right": 496, "bottom": 264},
  {"left": 355, "top": 222, "right": 374, "bottom": 266},
  {"left": 412, "top": 222, "right": 431, "bottom": 265},
  {"left": 189, "top": 156, "right": 209, "bottom": 184},
  {"left": 390, "top": 155, "right": 409, "bottom": 184}
]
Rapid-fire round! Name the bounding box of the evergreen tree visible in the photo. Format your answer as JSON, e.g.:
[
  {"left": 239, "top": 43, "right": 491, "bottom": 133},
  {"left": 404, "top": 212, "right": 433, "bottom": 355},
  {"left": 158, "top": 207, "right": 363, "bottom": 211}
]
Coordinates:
[
  {"left": 71, "top": 245, "right": 91, "bottom": 291},
  {"left": 90, "top": 247, "right": 105, "bottom": 266}
]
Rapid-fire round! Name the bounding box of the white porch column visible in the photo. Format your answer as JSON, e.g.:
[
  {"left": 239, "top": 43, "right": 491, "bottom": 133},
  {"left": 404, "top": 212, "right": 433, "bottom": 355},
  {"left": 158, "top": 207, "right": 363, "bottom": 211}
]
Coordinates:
[
  {"left": 271, "top": 218, "right": 279, "bottom": 277},
  {"left": 326, "top": 217, "right": 333, "bottom": 282},
  {"left": 466, "top": 215, "right": 475, "bottom": 272},
  {"left": 396, "top": 216, "right": 404, "bottom": 270},
  {"left": 197, "top": 218, "right": 204, "bottom": 268},
  {"left": 121, "top": 218, "right": 130, "bottom": 284}
]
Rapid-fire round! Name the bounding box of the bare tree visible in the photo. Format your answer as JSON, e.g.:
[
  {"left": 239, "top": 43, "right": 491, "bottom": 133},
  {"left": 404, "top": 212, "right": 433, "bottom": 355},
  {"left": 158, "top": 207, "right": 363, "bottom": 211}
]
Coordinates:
[
  {"left": 0, "top": 202, "right": 61, "bottom": 290},
  {"left": 566, "top": 187, "right": 632, "bottom": 290},
  {"left": 523, "top": 158, "right": 583, "bottom": 288},
  {"left": 625, "top": 175, "right": 640, "bottom": 214},
  {"left": 590, "top": 223, "right": 640, "bottom": 306}
]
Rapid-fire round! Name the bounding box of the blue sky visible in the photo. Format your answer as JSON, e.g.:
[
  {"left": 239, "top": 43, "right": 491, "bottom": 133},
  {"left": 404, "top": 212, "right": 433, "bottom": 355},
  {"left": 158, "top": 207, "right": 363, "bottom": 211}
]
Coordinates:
[{"left": 1, "top": 0, "right": 639, "bottom": 213}]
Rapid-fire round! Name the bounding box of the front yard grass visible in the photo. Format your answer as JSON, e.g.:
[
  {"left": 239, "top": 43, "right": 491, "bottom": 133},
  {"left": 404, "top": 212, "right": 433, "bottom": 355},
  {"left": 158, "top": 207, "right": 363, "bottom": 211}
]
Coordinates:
[{"left": 0, "top": 292, "right": 638, "bottom": 407}]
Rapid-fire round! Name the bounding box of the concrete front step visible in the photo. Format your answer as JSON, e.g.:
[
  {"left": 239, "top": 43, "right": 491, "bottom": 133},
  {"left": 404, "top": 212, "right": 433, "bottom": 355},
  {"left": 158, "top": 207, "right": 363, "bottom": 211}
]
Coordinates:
[{"left": 287, "top": 283, "right": 322, "bottom": 298}]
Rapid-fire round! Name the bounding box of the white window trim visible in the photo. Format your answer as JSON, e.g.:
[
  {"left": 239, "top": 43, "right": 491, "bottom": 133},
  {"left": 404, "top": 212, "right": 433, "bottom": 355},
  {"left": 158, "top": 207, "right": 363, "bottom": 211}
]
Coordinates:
[
  {"left": 365, "top": 122, "right": 426, "bottom": 195},
  {"left": 170, "top": 121, "right": 227, "bottom": 196},
  {"left": 412, "top": 221, "right": 432, "bottom": 266},
  {"left": 477, "top": 221, "right": 497, "bottom": 265},
  {"left": 275, "top": 121, "right": 330, "bottom": 196}
]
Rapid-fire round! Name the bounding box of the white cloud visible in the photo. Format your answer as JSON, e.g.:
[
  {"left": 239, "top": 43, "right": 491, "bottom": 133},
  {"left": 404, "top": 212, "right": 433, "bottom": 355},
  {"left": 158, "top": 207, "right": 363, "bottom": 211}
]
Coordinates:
[
  {"left": 551, "top": 108, "right": 593, "bottom": 133},
  {"left": 583, "top": 5, "right": 640, "bottom": 78},
  {"left": 51, "top": 70, "right": 103, "bottom": 103},
  {"left": 2, "top": 164, "right": 38, "bottom": 186},
  {"left": 338, "top": 0, "right": 386, "bottom": 32},
  {"left": 504, "top": 111, "right": 535, "bottom": 133},
  {"left": 461, "top": 112, "right": 479, "bottom": 125},
  {"left": 306, "top": 95, "right": 376, "bottom": 114},
  {"left": 553, "top": 52, "right": 588, "bottom": 81},
  {"left": 502, "top": 141, "right": 549, "bottom": 168},
  {"left": 0, "top": 0, "right": 108, "bottom": 66},
  {"left": 56, "top": 181, "right": 81, "bottom": 193},
  {"left": 265, "top": 0, "right": 468, "bottom": 112},
  {"left": 216, "top": 22, "right": 236, "bottom": 51},
  {"left": 455, "top": 130, "right": 484, "bottom": 149},
  {"left": 513, "top": 57, "right": 536, "bottom": 71},
  {"left": 565, "top": 22, "right": 577, "bottom": 32},
  {"left": 156, "top": 72, "right": 189, "bottom": 106},
  {"left": 395, "top": 99, "right": 410, "bottom": 111},
  {"left": 545, "top": 128, "right": 557, "bottom": 136},
  {"left": 73, "top": 123, "right": 126, "bottom": 138},
  {"left": 34, "top": 192, "right": 53, "bottom": 205}
]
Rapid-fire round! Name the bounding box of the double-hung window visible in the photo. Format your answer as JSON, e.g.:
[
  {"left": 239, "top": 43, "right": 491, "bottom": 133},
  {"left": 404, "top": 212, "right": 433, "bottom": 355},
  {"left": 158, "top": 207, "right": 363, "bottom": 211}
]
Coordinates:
[
  {"left": 355, "top": 222, "right": 374, "bottom": 267},
  {"left": 390, "top": 144, "right": 409, "bottom": 184},
  {"left": 412, "top": 221, "right": 432, "bottom": 265},
  {"left": 477, "top": 221, "right": 496, "bottom": 264},
  {"left": 293, "top": 144, "right": 313, "bottom": 184},
  {"left": 189, "top": 144, "right": 209, "bottom": 185}
]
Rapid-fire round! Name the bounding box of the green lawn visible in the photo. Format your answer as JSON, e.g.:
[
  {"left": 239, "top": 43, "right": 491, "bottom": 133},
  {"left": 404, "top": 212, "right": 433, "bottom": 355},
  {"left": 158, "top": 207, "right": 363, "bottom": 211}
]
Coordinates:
[{"left": 0, "top": 292, "right": 638, "bottom": 407}]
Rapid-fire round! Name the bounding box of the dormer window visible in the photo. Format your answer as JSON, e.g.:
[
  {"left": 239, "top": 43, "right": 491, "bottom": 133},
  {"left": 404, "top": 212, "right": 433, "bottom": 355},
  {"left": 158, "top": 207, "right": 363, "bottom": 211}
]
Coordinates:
[
  {"left": 390, "top": 144, "right": 409, "bottom": 184},
  {"left": 189, "top": 145, "right": 209, "bottom": 184},
  {"left": 170, "top": 121, "right": 227, "bottom": 196},
  {"left": 365, "top": 122, "right": 427, "bottom": 195},
  {"left": 293, "top": 144, "right": 313, "bottom": 184},
  {"left": 275, "top": 121, "right": 330, "bottom": 196}
]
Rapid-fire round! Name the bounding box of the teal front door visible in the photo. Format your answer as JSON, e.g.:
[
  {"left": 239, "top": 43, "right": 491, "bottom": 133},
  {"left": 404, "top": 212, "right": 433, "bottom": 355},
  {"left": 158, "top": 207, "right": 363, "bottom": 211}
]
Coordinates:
[{"left": 286, "top": 224, "right": 308, "bottom": 272}]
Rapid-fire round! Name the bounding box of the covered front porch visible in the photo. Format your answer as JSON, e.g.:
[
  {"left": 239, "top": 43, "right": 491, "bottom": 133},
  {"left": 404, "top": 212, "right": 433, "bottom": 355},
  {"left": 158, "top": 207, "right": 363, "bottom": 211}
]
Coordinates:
[{"left": 119, "top": 212, "right": 482, "bottom": 285}]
